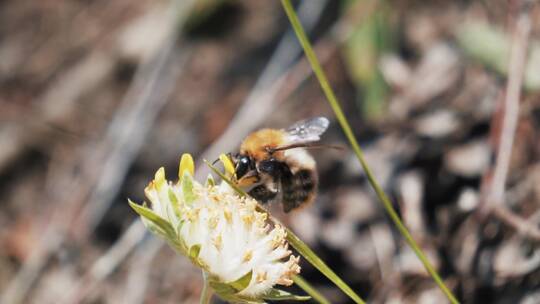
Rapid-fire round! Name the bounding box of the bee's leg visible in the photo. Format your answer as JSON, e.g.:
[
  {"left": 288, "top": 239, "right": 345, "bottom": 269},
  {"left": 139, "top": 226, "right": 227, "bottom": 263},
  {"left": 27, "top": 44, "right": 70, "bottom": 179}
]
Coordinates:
[
  {"left": 248, "top": 184, "right": 278, "bottom": 204},
  {"left": 237, "top": 170, "right": 260, "bottom": 186}
]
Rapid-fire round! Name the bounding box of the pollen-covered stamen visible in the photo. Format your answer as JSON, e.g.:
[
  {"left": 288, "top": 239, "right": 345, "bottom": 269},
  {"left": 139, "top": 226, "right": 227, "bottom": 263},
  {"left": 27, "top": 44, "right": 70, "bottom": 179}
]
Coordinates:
[
  {"left": 212, "top": 234, "right": 223, "bottom": 251},
  {"left": 256, "top": 271, "right": 268, "bottom": 283},
  {"left": 254, "top": 211, "right": 267, "bottom": 224},
  {"left": 208, "top": 213, "right": 219, "bottom": 229},
  {"left": 277, "top": 256, "right": 301, "bottom": 286},
  {"left": 242, "top": 250, "right": 253, "bottom": 263},
  {"left": 209, "top": 193, "right": 221, "bottom": 203},
  {"left": 270, "top": 226, "right": 288, "bottom": 249},
  {"left": 223, "top": 209, "right": 233, "bottom": 224},
  {"left": 185, "top": 208, "right": 199, "bottom": 222},
  {"left": 242, "top": 214, "right": 254, "bottom": 226}
]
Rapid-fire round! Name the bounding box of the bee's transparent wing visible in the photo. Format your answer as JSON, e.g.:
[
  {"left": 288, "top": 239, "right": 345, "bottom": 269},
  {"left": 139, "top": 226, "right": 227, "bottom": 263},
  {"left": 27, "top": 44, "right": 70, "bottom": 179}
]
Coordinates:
[{"left": 285, "top": 116, "right": 329, "bottom": 143}]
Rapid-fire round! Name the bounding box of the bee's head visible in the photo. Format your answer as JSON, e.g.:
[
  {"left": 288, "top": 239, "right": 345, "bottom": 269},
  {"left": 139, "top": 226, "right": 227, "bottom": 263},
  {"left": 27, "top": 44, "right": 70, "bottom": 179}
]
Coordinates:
[{"left": 234, "top": 153, "right": 254, "bottom": 179}]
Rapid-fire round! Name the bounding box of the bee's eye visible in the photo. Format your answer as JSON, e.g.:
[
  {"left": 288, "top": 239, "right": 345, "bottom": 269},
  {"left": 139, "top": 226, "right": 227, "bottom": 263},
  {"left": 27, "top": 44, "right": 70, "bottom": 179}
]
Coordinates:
[{"left": 235, "top": 156, "right": 250, "bottom": 178}]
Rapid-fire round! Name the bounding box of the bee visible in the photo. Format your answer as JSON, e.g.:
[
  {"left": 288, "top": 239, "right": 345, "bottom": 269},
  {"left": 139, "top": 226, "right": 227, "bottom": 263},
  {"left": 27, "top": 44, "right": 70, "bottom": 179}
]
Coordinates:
[{"left": 231, "top": 117, "right": 330, "bottom": 213}]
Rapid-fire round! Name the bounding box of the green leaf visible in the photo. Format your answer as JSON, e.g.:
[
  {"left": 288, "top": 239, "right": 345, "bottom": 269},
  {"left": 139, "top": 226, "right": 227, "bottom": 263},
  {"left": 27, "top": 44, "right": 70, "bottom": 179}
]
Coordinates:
[
  {"left": 292, "top": 275, "right": 329, "bottom": 304},
  {"left": 154, "top": 167, "right": 166, "bottom": 190},
  {"left": 128, "top": 199, "right": 176, "bottom": 238},
  {"left": 168, "top": 188, "right": 182, "bottom": 218},
  {"left": 205, "top": 173, "right": 215, "bottom": 187},
  {"left": 341, "top": 0, "right": 392, "bottom": 119},
  {"left": 141, "top": 218, "right": 168, "bottom": 238},
  {"left": 176, "top": 220, "right": 185, "bottom": 237},
  {"left": 189, "top": 244, "right": 201, "bottom": 259},
  {"left": 182, "top": 171, "right": 197, "bottom": 204},
  {"left": 229, "top": 270, "right": 253, "bottom": 292},
  {"left": 456, "top": 22, "right": 509, "bottom": 77},
  {"left": 167, "top": 238, "right": 188, "bottom": 256},
  {"left": 209, "top": 280, "right": 237, "bottom": 296},
  {"left": 262, "top": 288, "right": 311, "bottom": 301},
  {"left": 188, "top": 244, "right": 205, "bottom": 268},
  {"left": 456, "top": 22, "right": 540, "bottom": 91},
  {"left": 209, "top": 270, "right": 253, "bottom": 297}
]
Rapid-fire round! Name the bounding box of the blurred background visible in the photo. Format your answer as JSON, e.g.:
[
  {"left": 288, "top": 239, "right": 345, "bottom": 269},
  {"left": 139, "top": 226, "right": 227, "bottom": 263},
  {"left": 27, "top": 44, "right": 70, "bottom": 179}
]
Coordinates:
[{"left": 1, "top": 0, "right": 540, "bottom": 303}]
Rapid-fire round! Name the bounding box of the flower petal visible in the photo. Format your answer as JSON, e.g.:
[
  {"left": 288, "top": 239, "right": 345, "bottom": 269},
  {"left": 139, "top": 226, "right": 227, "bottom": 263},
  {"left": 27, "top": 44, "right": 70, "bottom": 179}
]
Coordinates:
[
  {"left": 219, "top": 153, "right": 236, "bottom": 176},
  {"left": 179, "top": 153, "right": 195, "bottom": 179}
]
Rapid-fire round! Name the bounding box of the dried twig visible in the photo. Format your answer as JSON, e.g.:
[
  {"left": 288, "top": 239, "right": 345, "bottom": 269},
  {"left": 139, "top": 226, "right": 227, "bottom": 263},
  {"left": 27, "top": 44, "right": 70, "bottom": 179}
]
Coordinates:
[
  {"left": 488, "top": 10, "right": 531, "bottom": 207},
  {"left": 492, "top": 206, "right": 540, "bottom": 240},
  {"left": 481, "top": 4, "right": 540, "bottom": 241}
]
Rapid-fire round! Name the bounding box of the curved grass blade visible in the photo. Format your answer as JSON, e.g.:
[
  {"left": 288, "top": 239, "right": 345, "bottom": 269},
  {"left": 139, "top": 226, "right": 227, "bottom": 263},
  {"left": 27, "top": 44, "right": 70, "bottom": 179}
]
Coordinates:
[
  {"left": 292, "top": 275, "right": 330, "bottom": 304},
  {"left": 263, "top": 288, "right": 311, "bottom": 301},
  {"left": 286, "top": 229, "right": 365, "bottom": 304},
  {"left": 280, "top": 0, "right": 459, "bottom": 303}
]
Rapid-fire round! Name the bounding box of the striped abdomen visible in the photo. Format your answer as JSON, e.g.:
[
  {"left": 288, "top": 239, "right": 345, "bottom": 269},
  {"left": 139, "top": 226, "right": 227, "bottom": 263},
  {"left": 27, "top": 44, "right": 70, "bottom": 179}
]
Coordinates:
[{"left": 281, "top": 168, "right": 317, "bottom": 213}]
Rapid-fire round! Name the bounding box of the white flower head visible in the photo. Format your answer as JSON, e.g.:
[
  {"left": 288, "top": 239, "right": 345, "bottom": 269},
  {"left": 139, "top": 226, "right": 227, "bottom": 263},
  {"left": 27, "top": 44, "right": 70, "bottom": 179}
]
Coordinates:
[{"left": 129, "top": 154, "right": 301, "bottom": 302}]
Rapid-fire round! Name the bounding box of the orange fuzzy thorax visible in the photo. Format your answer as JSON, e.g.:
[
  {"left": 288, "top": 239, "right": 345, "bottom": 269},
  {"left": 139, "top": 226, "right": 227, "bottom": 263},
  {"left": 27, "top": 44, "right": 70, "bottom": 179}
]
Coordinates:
[{"left": 240, "top": 129, "right": 287, "bottom": 161}]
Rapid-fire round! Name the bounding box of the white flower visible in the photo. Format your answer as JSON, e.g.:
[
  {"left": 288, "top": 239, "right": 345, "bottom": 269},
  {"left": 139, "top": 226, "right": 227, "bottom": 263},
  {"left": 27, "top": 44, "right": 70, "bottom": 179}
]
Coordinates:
[{"left": 129, "top": 154, "right": 301, "bottom": 301}]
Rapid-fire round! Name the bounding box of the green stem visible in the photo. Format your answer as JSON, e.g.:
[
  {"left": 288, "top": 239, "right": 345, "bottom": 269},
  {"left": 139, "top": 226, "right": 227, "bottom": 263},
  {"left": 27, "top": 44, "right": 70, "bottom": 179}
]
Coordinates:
[
  {"left": 293, "top": 275, "right": 330, "bottom": 304},
  {"left": 287, "top": 229, "right": 365, "bottom": 304},
  {"left": 280, "top": 0, "right": 459, "bottom": 303},
  {"left": 200, "top": 271, "right": 213, "bottom": 304}
]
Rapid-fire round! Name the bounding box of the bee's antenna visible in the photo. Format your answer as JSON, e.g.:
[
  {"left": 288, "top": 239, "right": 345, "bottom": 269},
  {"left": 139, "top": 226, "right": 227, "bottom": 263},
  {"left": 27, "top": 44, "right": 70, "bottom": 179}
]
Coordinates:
[
  {"left": 265, "top": 146, "right": 276, "bottom": 154},
  {"left": 213, "top": 152, "right": 236, "bottom": 165},
  {"left": 271, "top": 143, "right": 345, "bottom": 152}
]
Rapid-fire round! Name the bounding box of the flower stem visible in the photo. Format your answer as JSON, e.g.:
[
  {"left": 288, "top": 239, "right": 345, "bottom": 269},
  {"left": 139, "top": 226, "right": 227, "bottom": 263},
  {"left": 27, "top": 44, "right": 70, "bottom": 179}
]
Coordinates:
[
  {"left": 200, "top": 271, "right": 213, "bottom": 304},
  {"left": 293, "top": 275, "right": 330, "bottom": 304},
  {"left": 287, "top": 229, "right": 365, "bottom": 304},
  {"left": 280, "top": 0, "right": 459, "bottom": 303}
]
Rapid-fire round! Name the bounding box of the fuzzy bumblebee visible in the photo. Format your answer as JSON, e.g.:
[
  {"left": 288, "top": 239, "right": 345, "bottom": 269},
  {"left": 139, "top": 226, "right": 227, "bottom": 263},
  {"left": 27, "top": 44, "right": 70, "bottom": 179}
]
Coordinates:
[{"left": 231, "top": 117, "right": 329, "bottom": 213}]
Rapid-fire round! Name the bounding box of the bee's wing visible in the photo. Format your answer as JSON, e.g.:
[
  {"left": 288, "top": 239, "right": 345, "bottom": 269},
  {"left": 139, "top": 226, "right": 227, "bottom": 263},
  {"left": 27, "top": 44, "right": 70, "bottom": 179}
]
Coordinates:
[{"left": 285, "top": 116, "right": 329, "bottom": 143}]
